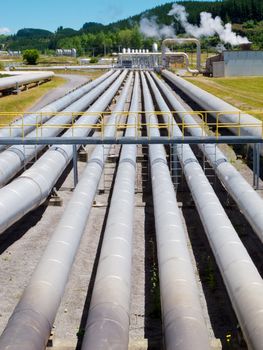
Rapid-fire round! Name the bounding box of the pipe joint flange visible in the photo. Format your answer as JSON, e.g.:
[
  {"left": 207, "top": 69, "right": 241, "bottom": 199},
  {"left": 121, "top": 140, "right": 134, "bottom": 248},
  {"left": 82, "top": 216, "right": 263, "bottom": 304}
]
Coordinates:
[
  {"left": 214, "top": 158, "right": 227, "bottom": 168},
  {"left": 183, "top": 158, "right": 199, "bottom": 167},
  {"left": 151, "top": 158, "right": 167, "bottom": 166},
  {"left": 50, "top": 146, "right": 71, "bottom": 162},
  {"left": 7, "top": 147, "right": 26, "bottom": 164},
  {"left": 119, "top": 158, "right": 136, "bottom": 168},
  {"left": 89, "top": 158, "right": 104, "bottom": 168},
  {"left": 19, "top": 175, "right": 44, "bottom": 201}
]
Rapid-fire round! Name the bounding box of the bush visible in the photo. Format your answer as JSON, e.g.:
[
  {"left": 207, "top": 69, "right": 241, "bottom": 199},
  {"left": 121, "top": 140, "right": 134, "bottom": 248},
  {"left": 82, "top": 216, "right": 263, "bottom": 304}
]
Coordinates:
[
  {"left": 23, "top": 49, "right": 40, "bottom": 65},
  {"left": 90, "top": 57, "right": 99, "bottom": 64}
]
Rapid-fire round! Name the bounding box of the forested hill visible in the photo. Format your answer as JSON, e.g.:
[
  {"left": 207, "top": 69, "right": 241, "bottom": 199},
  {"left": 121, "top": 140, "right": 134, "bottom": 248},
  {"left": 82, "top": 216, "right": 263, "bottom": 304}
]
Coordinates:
[
  {"left": 108, "top": 0, "right": 263, "bottom": 30},
  {"left": 1, "top": 0, "right": 263, "bottom": 54}
]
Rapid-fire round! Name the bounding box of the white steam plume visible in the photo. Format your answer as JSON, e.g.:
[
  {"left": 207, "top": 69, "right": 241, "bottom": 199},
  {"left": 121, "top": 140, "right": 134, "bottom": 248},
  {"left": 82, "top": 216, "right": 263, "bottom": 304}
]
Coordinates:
[
  {"left": 168, "top": 3, "right": 249, "bottom": 46},
  {"left": 0, "top": 27, "right": 10, "bottom": 35},
  {"left": 139, "top": 17, "right": 175, "bottom": 39}
]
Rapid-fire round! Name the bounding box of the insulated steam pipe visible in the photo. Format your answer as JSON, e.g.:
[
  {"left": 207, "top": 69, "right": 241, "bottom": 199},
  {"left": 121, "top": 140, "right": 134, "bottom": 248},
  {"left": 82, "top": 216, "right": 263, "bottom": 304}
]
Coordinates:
[
  {"left": 0, "top": 70, "right": 127, "bottom": 234},
  {"left": 162, "top": 38, "right": 201, "bottom": 72},
  {"left": 0, "top": 71, "right": 54, "bottom": 92},
  {"left": 161, "top": 70, "right": 263, "bottom": 153},
  {"left": 164, "top": 52, "right": 198, "bottom": 75},
  {"left": 0, "top": 70, "right": 119, "bottom": 187},
  {"left": 0, "top": 72, "right": 133, "bottom": 350},
  {"left": 82, "top": 72, "right": 139, "bottom": 350},
  {"left": 141, "top": 71, "right": 211, "bottom": 350},
  {"left": 151, "top": 71, "right": 263, "bottom": 243},
  {"left": 118, "top": 52, "right": 195, "bottom": 73},
  {"left": 0, "top": 69, "right": 114, "bottom": 151},
  {"left": 145, "top": 71, "right": 263, "bottom": 350}
]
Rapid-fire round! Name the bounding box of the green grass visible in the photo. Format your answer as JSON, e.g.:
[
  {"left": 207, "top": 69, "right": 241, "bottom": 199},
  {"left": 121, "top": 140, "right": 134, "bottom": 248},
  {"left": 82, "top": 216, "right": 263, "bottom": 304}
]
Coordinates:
[
  {"left": 53, "top": 69, "right": 105, "bottom": 79},
  {"left": 185, "top": 76, "right": 263, "bottom": 120},
  {"left": 0, "top": 76, "right": 66, "bottom": 125},
  {"left": 38, "top": 55, "right": 78, "bottom": 65}
]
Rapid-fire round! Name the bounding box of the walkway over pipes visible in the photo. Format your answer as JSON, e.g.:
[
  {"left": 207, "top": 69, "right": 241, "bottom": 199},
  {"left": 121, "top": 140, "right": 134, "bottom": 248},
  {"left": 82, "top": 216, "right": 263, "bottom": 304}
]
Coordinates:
[
  {"left": 0, "top": 110, "right": 262, "bottom": 190},
  {"left": 1, "top": 109, "right": 263, "bottom": 139}
]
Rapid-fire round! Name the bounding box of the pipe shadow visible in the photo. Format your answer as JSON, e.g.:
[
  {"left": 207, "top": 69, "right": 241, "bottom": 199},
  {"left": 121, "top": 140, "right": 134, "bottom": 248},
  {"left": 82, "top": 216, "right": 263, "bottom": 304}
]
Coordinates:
[
  {"left": 143, "top": 194, "right": 163, "bottom": 350},
  {"left": 141, "top": 147, "right": 163, "bottom": 349},
  {"left": 0, "top": 161, "right": 73, "bottom": 255},
  {"left": 177, "top": 186, "right": 248, "bottom": 350},
  {"left": 214, "top": 181, "right": 263, "bottom": 280},
  {"left": 75, "top": 155, "right": 119, "bottom": 350},
  {"left": 0, "top": 205, "right": 47, "bottom": 254}
]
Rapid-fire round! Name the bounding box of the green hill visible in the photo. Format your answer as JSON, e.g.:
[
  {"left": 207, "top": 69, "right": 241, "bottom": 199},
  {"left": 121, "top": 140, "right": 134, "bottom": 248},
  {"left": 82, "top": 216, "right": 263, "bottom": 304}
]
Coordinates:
[{"left": 1, "top": 0, "right": 263, "bottom": 55}]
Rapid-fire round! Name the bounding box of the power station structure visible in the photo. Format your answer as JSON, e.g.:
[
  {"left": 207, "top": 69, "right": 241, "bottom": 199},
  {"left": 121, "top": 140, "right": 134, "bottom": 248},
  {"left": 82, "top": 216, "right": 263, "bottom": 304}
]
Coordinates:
[
  {"left": 118, "top": 38, "right": 201, "bottom": 73},
  {"left": 118, "top": 45, "right": 159, "bottom": 69},
  {"left": 118, "top": 38, "right": 263, "bottom": 78}
]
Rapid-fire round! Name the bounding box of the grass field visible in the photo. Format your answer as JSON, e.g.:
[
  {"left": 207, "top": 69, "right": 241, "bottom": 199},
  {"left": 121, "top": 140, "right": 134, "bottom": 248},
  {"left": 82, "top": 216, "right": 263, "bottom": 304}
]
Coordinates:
[
  {"left": 0, "top": 76, "right": 66, "bottom": 125},
  {"left": 53, "top": 69, "right": 106, "bottom": 80},
  {"left": 185, "top": 76, "right": 263, "bottom": 120},
  {"left": 38, "top": 55, "right": 79, "bottom": 65},
  {"left": 189, "top": 52, "right": 214, "bottom": 66}
]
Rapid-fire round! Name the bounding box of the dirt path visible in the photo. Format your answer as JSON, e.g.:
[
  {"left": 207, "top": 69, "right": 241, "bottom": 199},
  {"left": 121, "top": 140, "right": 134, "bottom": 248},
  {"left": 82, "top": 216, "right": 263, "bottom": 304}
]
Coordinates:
[{"left": 28, "top": 74, "right": 90, "bottom": 112}]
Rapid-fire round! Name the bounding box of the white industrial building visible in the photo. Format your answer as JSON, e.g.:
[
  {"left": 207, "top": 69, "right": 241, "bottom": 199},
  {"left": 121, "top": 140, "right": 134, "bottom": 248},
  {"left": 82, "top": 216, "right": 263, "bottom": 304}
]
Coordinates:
[
  {"left": 207, "top": 50, "right": 263, "bottom": 77},
  {"left": 56, "top": 48, "right": 77, "bottom": 57}
]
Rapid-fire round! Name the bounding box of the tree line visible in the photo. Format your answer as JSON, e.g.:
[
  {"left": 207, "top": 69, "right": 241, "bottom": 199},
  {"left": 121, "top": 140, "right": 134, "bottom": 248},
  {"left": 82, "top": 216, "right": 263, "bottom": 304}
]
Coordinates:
[{"left": 1, "top": 0, "right": 263, "bottom": 55}]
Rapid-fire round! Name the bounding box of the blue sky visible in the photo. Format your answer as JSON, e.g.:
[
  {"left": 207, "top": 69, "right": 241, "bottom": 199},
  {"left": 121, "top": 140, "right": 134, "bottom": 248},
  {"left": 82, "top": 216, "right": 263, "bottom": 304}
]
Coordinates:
[{"left": 0, "top": 0, "right": 179, "bottom": 34}]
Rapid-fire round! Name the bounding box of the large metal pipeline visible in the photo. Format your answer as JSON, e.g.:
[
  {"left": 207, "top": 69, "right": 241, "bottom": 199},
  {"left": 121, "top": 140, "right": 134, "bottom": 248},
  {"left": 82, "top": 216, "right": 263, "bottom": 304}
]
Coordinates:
[
  {"left": 145, "top": 70, "right": 263, "bottom": 350},
  {"left": 0, "top": 70, "right": 113, "bottom": 151},
  {"left": 0, "top": 72, "right": 133, "bottom": 350},
  {"left": 164, "top": 52, "right": 199, "bottom": 75},
  {"left": 15, "top": 65, "right": 112, "bottom": 71},
  {"left": 0, "top": 70, "right": 121, "bottom": 187},
  {"left": 151, "top": 71, "right": 263, "bottom": 243},
  {"left": 0, "top": 71, "right": 54, "bottom": 92},
  {"left": 118, "top": 51, "right": 196, "bottom": 73},
  {"left": 0, "top": 70, "right": 127, "bottom": 234},
  {"left": 162, "top": 38, "right": 201, "bottom": 72},
  {"left": 141, "top": 71, "right": 211, "bottom": 350},
  {"left": 81, "top": 73, "right": 139, "bottom": 350},
  {"left": 161, "top": 70, "right": 263, "bottom": 151}
]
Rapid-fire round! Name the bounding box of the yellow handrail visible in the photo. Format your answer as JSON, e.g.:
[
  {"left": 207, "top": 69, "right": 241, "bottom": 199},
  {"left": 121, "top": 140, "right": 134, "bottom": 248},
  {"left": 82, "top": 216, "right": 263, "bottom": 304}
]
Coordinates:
[{"left": 0, "top": 110, "right": 262, "bottom": 140}]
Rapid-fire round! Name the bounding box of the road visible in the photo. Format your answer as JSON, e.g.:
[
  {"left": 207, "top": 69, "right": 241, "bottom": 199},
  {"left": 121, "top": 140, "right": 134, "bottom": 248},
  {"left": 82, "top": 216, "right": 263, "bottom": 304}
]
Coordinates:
[{"left": 28, "top": 73, "right": 90, "bottom": 112}]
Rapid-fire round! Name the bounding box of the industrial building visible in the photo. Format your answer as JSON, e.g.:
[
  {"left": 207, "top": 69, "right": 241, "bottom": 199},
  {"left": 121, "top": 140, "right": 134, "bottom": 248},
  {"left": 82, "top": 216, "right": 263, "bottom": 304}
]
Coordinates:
[
  {"left": 118, "top": 39, "right": 201, "bottom": 74},
  {"left": 56, "top": 48, "right": 77, "bottom": 57},
  {"left": 206, "top": 49, "right": 263, "bottom": 77}
]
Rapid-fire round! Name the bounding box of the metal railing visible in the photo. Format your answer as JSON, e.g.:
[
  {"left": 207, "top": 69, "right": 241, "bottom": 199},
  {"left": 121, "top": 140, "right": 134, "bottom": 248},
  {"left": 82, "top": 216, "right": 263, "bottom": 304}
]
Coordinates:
[{"left": 0, "top": 110, "right": 263, "bottom": 139}]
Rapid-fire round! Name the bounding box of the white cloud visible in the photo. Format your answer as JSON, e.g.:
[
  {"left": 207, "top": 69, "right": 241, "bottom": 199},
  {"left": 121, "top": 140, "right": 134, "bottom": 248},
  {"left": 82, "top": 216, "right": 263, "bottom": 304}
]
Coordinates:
[{"left": 0, "top": 27, "right": 11, "bottom": 35}]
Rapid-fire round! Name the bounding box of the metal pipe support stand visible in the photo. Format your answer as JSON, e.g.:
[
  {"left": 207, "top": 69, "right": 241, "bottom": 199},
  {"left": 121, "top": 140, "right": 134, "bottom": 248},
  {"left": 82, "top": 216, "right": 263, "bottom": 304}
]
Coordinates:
[
  {"left": 253, "top": 143, "right": 260, "bottom": 190},
  {"left": 73, "top": 144, "right": 78, "bottom": 188}
]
